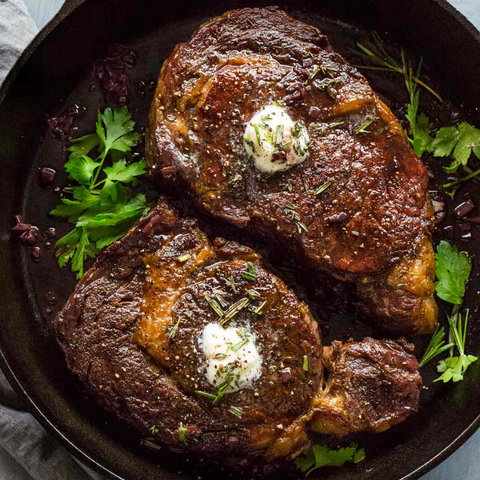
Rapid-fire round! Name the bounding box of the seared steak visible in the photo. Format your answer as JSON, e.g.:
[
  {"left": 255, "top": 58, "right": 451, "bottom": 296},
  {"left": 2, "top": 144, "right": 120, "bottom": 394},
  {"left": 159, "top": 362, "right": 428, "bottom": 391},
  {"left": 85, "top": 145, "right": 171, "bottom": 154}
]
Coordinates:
[
  {"left": 146, "top": 7, "right": 437, "bottom": 335},
  {"left": 311, "top": 338, "right": 421, "bottom": 436},
  {"left": 55, "top": 199, "right": 323, "bottom": 460},
  {"left": 55, "top": 200, "right": 421, "bottom": 461}
]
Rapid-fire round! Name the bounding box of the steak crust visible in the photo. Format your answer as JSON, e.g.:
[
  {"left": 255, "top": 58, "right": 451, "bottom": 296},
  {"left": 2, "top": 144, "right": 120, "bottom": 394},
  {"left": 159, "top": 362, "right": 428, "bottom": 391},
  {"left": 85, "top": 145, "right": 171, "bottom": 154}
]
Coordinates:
[
  {"left": 146, "top": 7, "right": 437, "bottom": 335},
  {"left": 54, "top": 199, "right": 323, "bottom": 460},
  {"left": 311, "top": 337, "right": 422, "bottom": 436}
]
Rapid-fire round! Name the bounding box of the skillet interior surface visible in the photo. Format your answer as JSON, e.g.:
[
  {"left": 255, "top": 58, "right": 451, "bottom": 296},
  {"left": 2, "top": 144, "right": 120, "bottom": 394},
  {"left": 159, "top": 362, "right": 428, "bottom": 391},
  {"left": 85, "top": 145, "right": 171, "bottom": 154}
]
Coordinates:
[{"left": 1, "top": 0, "right": 480, "bottom": 479}]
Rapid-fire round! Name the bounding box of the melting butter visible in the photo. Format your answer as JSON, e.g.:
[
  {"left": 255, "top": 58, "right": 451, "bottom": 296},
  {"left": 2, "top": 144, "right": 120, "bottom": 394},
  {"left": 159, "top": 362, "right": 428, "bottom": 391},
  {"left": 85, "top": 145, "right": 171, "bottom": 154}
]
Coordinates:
[{"left": 244, "top": 103, "right": 310, "bottom": 173}]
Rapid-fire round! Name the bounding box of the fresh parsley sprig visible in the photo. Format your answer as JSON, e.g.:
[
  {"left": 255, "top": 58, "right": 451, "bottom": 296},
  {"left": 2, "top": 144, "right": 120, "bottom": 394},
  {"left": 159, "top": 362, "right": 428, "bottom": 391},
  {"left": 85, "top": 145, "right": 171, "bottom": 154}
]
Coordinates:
[
  {"left": 50, "top": 107, "right": 151, "bottom": 278},
  {"left": 295, "top": 443, "right": 365, "bottom": 476},
  {"left": 420, "top": 242, "right": 477, "bottom": 383},
  {"left": 435, "top": 240, "right": 472, "bottom": 305},
  {"left": 435, "top": 309, "right": 478, "bottom": 383}
]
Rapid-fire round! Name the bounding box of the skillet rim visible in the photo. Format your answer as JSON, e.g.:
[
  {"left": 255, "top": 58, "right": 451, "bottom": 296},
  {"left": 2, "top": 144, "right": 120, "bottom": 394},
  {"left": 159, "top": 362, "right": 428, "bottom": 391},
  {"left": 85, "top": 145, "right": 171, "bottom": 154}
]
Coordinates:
[{"left": 0, "top": 0, "right": 480, "bottom": 479}]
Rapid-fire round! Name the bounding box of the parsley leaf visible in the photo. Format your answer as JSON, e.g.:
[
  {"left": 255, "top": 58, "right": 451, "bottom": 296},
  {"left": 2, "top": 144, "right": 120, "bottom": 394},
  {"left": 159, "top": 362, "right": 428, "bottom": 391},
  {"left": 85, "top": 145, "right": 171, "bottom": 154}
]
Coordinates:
[
  {"left": 64, "top": 155, "right": 101, "bottom": 185},
  {"left": 435, "top": 241, "right": 471, "bottom": 305},
  {"left": 295, "top": 443, "right": 365, "bottom": 476},
  {"left": 96, "top": 107, "right": 141, "bottom": 154},
  {"left": 432, "top": 122, "right": 480, "bottom": 173},
  {"left": 50, "top": 107, "right": 151, "bottom": 278},
  {"left": 405, "top": 91, "right": 433, "bottom": 157},
  {"left": 435, "top": 309, "right": 478, "bottom": 383},
  {"left": 68, "top": 134, "right": 101, "bottom": 160}
]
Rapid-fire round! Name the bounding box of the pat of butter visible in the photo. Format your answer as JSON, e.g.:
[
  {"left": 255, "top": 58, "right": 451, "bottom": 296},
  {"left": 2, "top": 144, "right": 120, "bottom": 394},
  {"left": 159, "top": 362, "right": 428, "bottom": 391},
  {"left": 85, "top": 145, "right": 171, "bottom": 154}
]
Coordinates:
[
  {"left": 244, "top": 103, "right": 310, "bottom": 173},
  {"left": 200, "top": 323, "right": 262, "bottom": 393}
]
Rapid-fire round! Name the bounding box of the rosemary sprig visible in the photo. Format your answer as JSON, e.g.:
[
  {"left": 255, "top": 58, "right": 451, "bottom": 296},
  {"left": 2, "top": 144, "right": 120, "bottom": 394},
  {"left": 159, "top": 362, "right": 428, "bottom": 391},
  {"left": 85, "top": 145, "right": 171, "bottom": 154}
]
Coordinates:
[
  {"left": 220, "top": 298, "right": 251, "bottom": 326},
  {"left": 229, "top": 406, "right": 243, "bottom": 418},
  {"left": 229, "top": 329, "right": 249, "bottom": 352},
  {"left": 356, "top": 118, "right": 375, "bottom": 135},
  {"left": 168, "top": 317, "right": 181, "bottom": 340},
  {"left": 353, "top": 32, "right": 442, "bottom": 102},
  {"left": 315, "top": 180, "right": 332, "bottom": 196},
  {"left": 250, "top": 300, "right": 267, "bottom": 316},
  {"left": 241, "top": 262, "right": 256, "bottom": 281},
  {"left": 205, "top": 294, "right": 224, "bottom": 318},
  {"left": 246, "top": 289, "right": 260, "bottom": 300},
  {"left": 226, "top": 276, "right": 238, "bottom": 294}
]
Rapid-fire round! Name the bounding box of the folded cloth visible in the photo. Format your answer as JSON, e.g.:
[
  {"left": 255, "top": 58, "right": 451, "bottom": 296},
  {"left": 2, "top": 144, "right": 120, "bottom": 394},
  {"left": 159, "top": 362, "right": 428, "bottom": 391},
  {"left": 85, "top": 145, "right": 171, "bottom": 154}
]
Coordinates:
[
  {"left": 0, "top": 1, "right": 102, "bottom": 479},
  {"left": 0, "top": 0, "right": 37, "bottom": 84}
]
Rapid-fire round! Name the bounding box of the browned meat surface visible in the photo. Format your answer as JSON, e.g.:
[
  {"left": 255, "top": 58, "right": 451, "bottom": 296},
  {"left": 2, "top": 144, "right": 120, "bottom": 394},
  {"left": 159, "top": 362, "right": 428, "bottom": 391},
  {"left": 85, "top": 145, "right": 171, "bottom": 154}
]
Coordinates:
[
  {"left": 311, "top": 338, "right": 422, "bottom": 436},
  {"left": 146, "top": 6, "right": 437, "bottom": 335},
  {"left": 54, "top": 199, "right": 422, "bottom": 464},
  {"left": 54, "top": 199, "right": 323, "bottom": 461}
]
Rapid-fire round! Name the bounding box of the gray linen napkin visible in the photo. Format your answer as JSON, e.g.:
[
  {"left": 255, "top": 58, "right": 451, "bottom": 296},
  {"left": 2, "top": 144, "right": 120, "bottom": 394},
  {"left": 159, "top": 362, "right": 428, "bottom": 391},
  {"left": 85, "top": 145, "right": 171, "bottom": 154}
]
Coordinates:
[{"left": 0, "top": 1, "right": 102, "bottom": 479}]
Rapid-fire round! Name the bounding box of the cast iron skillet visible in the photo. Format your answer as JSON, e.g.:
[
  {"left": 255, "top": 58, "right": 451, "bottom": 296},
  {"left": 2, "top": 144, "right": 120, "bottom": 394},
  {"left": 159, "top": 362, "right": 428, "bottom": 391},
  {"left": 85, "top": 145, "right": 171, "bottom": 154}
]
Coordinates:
[{"left": 1, "top": 1, "right": 480, "bottom": 479}]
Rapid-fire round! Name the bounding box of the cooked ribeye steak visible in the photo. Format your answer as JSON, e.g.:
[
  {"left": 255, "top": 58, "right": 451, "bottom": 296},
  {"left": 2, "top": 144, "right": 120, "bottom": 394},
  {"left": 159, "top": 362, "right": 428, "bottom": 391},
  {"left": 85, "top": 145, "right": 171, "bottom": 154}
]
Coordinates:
[
  {"left": 55, "top": 200, "right": 422, "bottom": 462},
  {"left": 311, "top": 338, "right": 421, "bottom": 436},
  {"left": 146, "top": 7, "right": 437, "bottom": 335},
  {"left": 55, "top": 199, "right": 323, "bottom": 460}
]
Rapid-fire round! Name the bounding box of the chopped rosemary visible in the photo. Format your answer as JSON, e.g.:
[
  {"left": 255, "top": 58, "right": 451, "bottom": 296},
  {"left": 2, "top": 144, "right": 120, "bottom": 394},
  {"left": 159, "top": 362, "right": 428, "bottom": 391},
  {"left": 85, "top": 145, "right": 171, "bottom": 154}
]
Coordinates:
[
  {"left": 246, "top": 288, "right": 261, "bottom": 300},
  {"left": 329, "top": 121, "right": 345, "bottom": 128},
  {"left": 315, "top": 180, "right": 332, "bottom": 195},
  {"left": 177, "top": 254, "right": 191, "bottom": 263},
  {"left": 305, "top": 65, "right": 321, "bottom": 85},
  {"left": 226, "top": 276, "right": 238, "bottom": 294},
  {"left": 303, "top": 355, "right": 309, "bottom": 371},
  {"left": 280, "top": 183, "right": 293, "bottom": 192},
  {"left": 205, "top": 294, "right": 224, "bottom": 318},
  {"left": 178, "top": 422, "right": 188, "bottom": 443},
  {"left": 241, "top": 262, "right": 256, "bottom": 281},
  {"left": 214, "top": 290, "right": 229, "bottom": 308},
  {"left": 221, "top": 298, "right": 251, "bottom": 326},
  {"left": 356, "top": 118, "right": 375, "bottom": 135},
  {"left": 229, "top": 406, "right": 243, "bottom": 418},
  {"left": 149, "top": 424, "right": 158, "bottom": 435},
  {"left": 229, "top": 328, "right": 249, "bottom": 352},
  {"left": 213, "top": 353, "right": 228, "bottom": 360},
  {"left": 168, "top": 317, "right": 181, "bottom": 340},
  {"left": 296, "top": 221, "right": 309, "bottom": 234},
  {"left": 250, "top": 300, "right": 267, "bottom": 316},
  {"left": 195, "top": 390, "right": 217, "bottom": 401},
  {"left": 253, "top": 124, "right": 262, "bottom": 145}
]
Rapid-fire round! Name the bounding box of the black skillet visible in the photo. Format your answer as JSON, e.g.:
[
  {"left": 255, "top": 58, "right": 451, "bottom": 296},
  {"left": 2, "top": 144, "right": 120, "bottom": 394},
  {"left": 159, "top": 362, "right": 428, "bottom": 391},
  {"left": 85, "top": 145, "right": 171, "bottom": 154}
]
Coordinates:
[{"left": 1, "top": 0, "right": 480, "bottom": 479}]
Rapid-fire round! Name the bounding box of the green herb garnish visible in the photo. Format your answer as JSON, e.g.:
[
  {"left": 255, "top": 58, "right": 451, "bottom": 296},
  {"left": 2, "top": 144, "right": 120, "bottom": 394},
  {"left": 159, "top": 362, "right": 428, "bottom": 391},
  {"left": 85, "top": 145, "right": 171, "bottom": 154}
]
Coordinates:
[
  {"left": 149, "top": 425, "right": 158, "bottom": 435},
  {"left": 253, "top": 124, "right": 262, "bottom": 145},
  {"left": 241, "top": 262, "right": 256, "bottom": 281},
  {"left": 246, "top": 289, "right": 261, "bottom": 300},
  {"left": 353, "top": 32, "right": 442, "bottom": 102},
  {"left": 205, "top": 294, "right": 225, "bottom": 318},
  {"left": 178, "top": 422, "right": 188, "bottom": 443},
  {"left": 229, "top": 406, "right": 243, "bottom": 418},
  {"left": 250, "top": 300, "right": 267, "bottom": 316},
  {"left": 303, "top": 355, "right": 309, "bottom": 372},
  {"left": 177, "top": 254, "right": 190, "bottom": 263},
  {"left": 168, "top": 317, "right": 181, "bottom": 340},
  {"left": 315, "top": 180, "right": 332, "bottom": 196},
  {"left": 435, "top": 309, "right": 478, "bottom": 383},
  {"left": 419, "top": 324, "right": 453, "bottom": 368},
  {"left": 229, "top": 328, "right": 249, "bottom": 352},
  {"left": 355, "top": 118, "right": 375, "bottom": 135},
  {"left": 50, "top": 107, "right": 150, "bottom": 278},
  {"left": 221, "top": 298, "right": 251, "bottom": 326},
  {"left": 435, "top": 241, "right": 471, "bottom": 305},
  {"left": 295, "top": 443, "right": 365, "bottom": 476}
]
